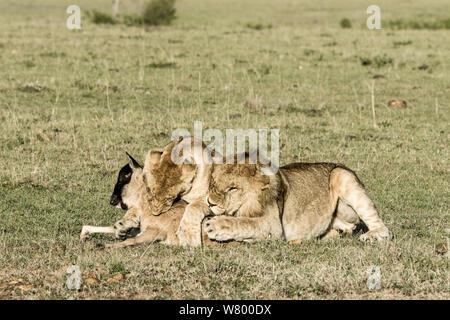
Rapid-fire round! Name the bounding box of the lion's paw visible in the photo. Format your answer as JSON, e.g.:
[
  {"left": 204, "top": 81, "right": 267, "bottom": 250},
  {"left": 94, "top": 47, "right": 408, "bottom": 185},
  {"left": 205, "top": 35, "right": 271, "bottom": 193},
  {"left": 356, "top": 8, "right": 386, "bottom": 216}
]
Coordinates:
[
  {"left": 114, "top": 219, "right": 139, "bottom": 240},
  {"left": 204, "top": 216, "right": 235, "bottom": 242},
  {"left": 359, "top": 228, "right": 390, "bottom": 243}
]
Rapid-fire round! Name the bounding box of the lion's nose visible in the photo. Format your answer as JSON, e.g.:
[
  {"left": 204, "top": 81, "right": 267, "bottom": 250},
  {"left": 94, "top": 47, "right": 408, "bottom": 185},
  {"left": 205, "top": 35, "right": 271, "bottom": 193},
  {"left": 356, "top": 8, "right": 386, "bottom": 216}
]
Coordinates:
[{"left": 206, "top": 197, "right": 216, "bottom": 207}]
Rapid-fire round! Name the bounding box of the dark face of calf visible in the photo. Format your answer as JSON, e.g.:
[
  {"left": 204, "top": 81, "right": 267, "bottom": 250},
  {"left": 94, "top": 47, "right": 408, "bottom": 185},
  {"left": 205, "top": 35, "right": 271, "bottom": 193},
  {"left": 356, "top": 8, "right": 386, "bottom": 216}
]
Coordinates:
[{"left": 110, "top": 163, "right": 132, "bottom": 210}]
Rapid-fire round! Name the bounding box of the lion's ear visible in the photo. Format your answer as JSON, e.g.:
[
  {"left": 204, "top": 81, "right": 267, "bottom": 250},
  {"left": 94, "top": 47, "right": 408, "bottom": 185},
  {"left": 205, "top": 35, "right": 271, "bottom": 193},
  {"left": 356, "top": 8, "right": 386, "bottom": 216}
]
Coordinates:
[{"left": 148, "top": 148, "right": 163, "bottom": 167}]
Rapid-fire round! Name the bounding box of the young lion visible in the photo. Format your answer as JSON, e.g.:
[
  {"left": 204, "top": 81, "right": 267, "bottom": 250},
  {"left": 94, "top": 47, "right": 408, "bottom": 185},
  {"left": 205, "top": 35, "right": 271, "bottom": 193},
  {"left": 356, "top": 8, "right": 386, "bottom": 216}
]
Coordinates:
[
  {"left": 143, "top": 137, "right": 214, "bottom": 246},
  {"left": 205, "top": 158, "right": 284, "bottom": 242},
  {"left": 205, "top": 161, "right": 390, "bottom": 243},
  {"left": 80, "top": 153, "right": 226, "bottom": 248},
  {"left": 144, "top": 137, "right": 390, "bottom": 245}
]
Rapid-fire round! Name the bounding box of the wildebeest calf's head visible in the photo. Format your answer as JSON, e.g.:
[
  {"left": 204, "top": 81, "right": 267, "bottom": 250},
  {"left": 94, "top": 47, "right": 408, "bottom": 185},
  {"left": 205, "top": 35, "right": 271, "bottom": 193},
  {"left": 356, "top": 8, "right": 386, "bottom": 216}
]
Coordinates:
[{"left": 109, "top": 152, "right": 143, "bottom": 210}]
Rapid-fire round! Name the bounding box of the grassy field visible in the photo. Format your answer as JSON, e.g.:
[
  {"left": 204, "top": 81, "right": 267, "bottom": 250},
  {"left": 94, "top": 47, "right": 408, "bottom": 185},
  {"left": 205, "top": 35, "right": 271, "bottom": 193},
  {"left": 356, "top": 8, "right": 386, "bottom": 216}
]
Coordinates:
[{"left": 0, "top": 0, "right": 449, "bottom": 299}]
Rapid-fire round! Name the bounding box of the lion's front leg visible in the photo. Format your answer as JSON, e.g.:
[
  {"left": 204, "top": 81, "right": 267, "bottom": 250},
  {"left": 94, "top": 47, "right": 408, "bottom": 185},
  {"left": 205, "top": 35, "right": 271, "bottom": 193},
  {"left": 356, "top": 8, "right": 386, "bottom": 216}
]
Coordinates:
[
  {"left": 114, "top": 208, "right": 140, "bottom": 239},
  {"left": 176, "top": 201, "right": 210, "bottom": 246},
  {"left": 204, "top": 216, "right": 251, "bottom": 242},
  {"left": 205, "top": 215, "right": 282, "bottom": 243},
  {"left": 205, "top": 202, "right": 283, "bottom": 242}
]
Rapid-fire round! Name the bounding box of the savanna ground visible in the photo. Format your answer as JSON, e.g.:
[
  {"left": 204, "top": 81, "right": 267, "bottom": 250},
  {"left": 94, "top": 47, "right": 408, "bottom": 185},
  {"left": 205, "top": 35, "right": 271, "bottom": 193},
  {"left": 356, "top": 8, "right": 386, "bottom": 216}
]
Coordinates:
[{"left": 0, "top": 0, "right": 449, "bottom": 299}]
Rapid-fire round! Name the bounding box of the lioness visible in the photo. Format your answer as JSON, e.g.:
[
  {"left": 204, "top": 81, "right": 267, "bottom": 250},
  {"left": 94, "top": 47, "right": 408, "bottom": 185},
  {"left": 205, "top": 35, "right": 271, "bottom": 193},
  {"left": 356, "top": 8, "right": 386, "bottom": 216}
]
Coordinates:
[
  {"left": 80, "top": 153, "right": 227, "bottom": 248},
  {"left": 144, "top": 137, "right": 390, "bottom": 245},
  {"left": 205, "top": 161, "right": 390, "bottom": 243},
  {"left": 144, "top": 137, "right": 214, "bottom": 246}
]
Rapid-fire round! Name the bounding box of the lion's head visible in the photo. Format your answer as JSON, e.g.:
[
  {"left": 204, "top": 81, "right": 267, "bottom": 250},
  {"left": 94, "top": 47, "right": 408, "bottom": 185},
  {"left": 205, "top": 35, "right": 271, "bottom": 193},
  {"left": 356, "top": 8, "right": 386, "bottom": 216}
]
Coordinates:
[
  {"left": 144, "top": 137, "right": 211, "bottom": 215},
  {"left": 207, "top": 159, "right": 280, "bottom": 217}
]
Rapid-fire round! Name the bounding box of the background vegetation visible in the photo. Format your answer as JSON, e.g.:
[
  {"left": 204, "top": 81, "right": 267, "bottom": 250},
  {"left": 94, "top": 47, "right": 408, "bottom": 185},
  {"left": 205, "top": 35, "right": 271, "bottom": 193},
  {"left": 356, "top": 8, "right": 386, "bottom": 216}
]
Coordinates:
[{"left": 88, "top": 0, "right": 177, "bottom": 26}]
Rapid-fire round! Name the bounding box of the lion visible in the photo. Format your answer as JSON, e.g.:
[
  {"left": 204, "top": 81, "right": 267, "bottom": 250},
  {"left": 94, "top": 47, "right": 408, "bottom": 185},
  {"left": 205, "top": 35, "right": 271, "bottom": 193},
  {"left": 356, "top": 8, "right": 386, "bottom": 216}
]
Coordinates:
[
  {"left": 80, "top": 152, "right": 230, "bottom": 248},
  {"left": 143, "top": 137, "right": 214, "bottom": 246},
  {"left": 143, "top": 136, "right": 390, "bottom": 246},
  {"left": 205, "top": 160, "right": 391, "bottom": 243}
]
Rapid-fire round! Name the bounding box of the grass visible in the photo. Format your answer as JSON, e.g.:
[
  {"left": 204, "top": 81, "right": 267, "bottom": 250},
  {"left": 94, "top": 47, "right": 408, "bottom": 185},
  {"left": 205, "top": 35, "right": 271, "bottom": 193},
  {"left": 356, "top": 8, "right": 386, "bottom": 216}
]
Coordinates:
[
  {"left": 88, "top": 10, "right": 117, "bottom": 25},
  {"left": 141, "top": 0, "right": 176, "bottom": 26},
  {"left": 89, "top": 0, "right": 177, "bottom": 26},
  {"left": 0, "top": 0, "right": 449, "bottom": 299},
  {"left": 340, "top": 18, "right": 352, "bottom": 29},
  {"left": 385, "top": 18, "right": 450, "bottom": 30},
  {"left": 359, "top": 54, "right": 394, "bottom": 68}
]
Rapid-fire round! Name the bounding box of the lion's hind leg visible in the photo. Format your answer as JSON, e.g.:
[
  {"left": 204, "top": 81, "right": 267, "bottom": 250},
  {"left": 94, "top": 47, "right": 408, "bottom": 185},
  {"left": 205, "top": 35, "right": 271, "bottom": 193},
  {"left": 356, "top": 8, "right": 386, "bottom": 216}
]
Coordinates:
[
  {"left": 321, "top": 205, "right": 357, "bottom": 239},
  {"left": 330, "top": 217, "right": 356, "bottom": 234},
  {"left": 330, "top": 168, "right": 390, "bottom": 242},
  {"left": 321, "top": 229, "right": 340, "bottom": 240},
  {"left": 330, "top": 200, "right": 361, "bottom": 233}
]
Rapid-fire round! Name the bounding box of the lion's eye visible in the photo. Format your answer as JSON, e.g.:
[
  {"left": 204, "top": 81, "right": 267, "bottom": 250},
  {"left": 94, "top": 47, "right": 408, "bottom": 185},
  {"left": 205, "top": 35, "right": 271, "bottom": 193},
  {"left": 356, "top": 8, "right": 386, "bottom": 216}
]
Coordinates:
[{"left": 227, "top": 187, "right": 238, "bottom": 192}]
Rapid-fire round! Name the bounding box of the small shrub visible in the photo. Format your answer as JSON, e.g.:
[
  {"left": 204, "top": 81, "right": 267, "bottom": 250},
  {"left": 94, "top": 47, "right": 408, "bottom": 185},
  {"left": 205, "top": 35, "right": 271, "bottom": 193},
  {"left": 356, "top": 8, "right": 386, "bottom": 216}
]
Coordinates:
[
  {"left": 87, "top": 1, "right": 177, "bottom": 27},
  {"left": 360, "top": 54, "right": 393, "bottom": 68},
  {"left": 23, "top": 60, "right": 35, "bottom": 68},
  {"left": 109, "top": 261, "right": 126, "bottom": 275},
  {"left": 385, "top": 18, "right": 450, "bottom": 30},
  {"left": 340, "top": 18, "right": 352, "bottom": 29},
  {"left": 89, "top": 10, "right": 117, "bottom": 24},
  {"left": 393, "top": 40, "right": 413, "bottom": 46},
  {"left": 360, "top": 57, "right": 372, "bottom": 66},
  {"left": 122, "top": 13, "right": 143, "bottom": 26},
  {"left": 323, "top": 41, "right": 338, "bottom": 47},
  {"left": 40, "top": 52, "right": 67, "bottom": 58},
  {"left": 146, "top": 61, "right": 176, "bottom": 69},
  {"left": 246, "top": 22, "right": 273, "bottom": 30},
  {"left": 373, "top": 54, "right": 394, "bottom": 67},
  {"left": 142, "top": 0, "right": 177, "bottom": 26}
]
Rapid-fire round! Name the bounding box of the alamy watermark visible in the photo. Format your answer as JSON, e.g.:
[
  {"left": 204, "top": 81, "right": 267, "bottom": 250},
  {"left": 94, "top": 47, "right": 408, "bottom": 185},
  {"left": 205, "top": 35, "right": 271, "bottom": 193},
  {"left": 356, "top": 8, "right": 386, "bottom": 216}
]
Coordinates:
[
  {"left": 366, "top": 265, "right": 381, "bottom": 290},
  {"left": 66, "top": 265, "right": 81, "bottom": 290},
  {"left": 367, "top": 5, "right": 381, "bottom": 30},
  {"left": 170, "top": 121, "right": 279, "bottom": 175},
  {"left": 66, "top": 5, "right": 81, "bottom": 30},
  {"left": 66, "top": 4, "right": 382, "bottom": 31}
]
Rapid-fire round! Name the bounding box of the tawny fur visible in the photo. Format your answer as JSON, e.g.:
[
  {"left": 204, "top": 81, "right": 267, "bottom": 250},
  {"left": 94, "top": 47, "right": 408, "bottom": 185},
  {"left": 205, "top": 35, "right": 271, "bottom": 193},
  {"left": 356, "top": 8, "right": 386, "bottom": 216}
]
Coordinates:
[
  {"left": 143, "top": 137, "right": 213, "bottom": 246},
  {"left": 105, "top": 201, "right": 226, "bottom": 249},
  {"left": 206, "top": 162, "right": 390, "bottom": 243},
  {"left": 80, "top": 165, "right": 234, "bottom": 248},
  {"left": 205, "top": 159, "right": 284, "bottom": 242},
  {"left": 142, "top": 137, "right": 390, "bottom": 246}
]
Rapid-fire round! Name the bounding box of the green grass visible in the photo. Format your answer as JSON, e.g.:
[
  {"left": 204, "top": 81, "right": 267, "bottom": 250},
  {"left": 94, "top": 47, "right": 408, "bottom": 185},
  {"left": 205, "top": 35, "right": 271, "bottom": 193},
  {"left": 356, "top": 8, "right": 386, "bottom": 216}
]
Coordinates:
[
  {"left": 0, "top": 0, "right": 449, "bottom": 299},
  {"left": 385, "top": 18, "right": 450, "bottom": 30},
  {"left": 88, "top": 10, "right": 117, "bottom": 25},
  {"left": 90, "top": 0, "right": 177, "bottom": 26},
  {"left": 340, "top": 18, "right": 352, "bottom": 29}
]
